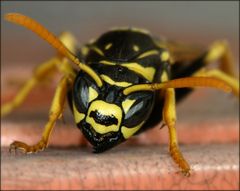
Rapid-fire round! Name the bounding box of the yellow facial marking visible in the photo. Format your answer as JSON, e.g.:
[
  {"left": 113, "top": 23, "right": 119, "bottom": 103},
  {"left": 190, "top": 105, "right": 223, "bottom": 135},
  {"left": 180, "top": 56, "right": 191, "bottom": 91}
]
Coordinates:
[
  {"left": 121, "top": 121, "right": 145, "bottom": 139},
  {"left": 105, "top": 43, "right": 112, "bottom": 50},
  {"left": 99, "top": 60, "right": 116, "bottom": 65},
  {"left": 133, "top": 45, "right": 140, "bottom": 52},
  {"left": 89, "top": 87, "right": 98, "bottom": 102},
  {"left": 160, "top": 51, "right": 170, "bottom": 62},
  {"left": 161, "top": 70, "right": 169, "bottom": 82},
  {"left": 91, "top": 46, "right": 104, "bottom": 56},
  {"left": 137, "top": 50, "right": 159, "bottom": 59},
  {"left": 73, "top": 102, "right": 85, "bottom": 123},
  {"left": 122, "top": 99, "right": 136, "bottom": 114},
  {"left": 86, "top": 100, "right": 122, "bottom": 134},
  {"left": 122, "top": 62, "right": 156, "bottom": 82},
  {"left": 100, "top": 74, "right": 132, "bottom": 87}
]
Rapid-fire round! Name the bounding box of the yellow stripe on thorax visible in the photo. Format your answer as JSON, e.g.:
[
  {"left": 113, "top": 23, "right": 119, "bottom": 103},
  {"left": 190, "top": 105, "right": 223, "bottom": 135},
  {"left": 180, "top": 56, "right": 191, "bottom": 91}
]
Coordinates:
[
  {"left": 99, "top": 60, "right": 116, "bottom": 65},
  {"left": 99, "top": 60, "right": 156, "bottom": 82},
  {"left": 137, "top": 50, "right": 159, "bottom": 59},
  {"left": 160, "top": 51, "right": 170, "bottom": 62},
  {"left": 121, "top": 62, "right": 156, "bottom": 82},
  {"left": 133, "top": 45, "right": 140, "bottom": 52},
  {"left": 100, "top": 74, "right": 132, "bottom": 87},
  {"left": 105, "top": 43, "right": 113, "bottom": 50},
  {"left": 91, "top": 46, "right": 104, "bottom": 56}
]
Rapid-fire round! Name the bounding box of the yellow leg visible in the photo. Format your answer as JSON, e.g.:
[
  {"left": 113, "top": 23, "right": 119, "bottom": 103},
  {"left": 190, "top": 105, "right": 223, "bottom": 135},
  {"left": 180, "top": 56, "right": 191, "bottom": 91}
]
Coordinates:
[
  {"left": 9, "top": 76, "right": 69, "bottom": 153},
  {"left": 194, "top": 69, "right": 239, "bottom": 97},
  {"left": 205, "top": 40, "right": 236, "bottom": 77},
  {"left": 58, "top": 31, "right": 79, "bottom": 55},
  {"left": 1, "top": 57, "right": 60, "bottom": 117},
  {"left": 163, "top": 88, "right": 191, "bottom": 176},
  {"left": 1, "top": 58, "right": 76, "bottom": 118},
  {"left": 1, "top": 31, "right": 77, "bottom": 117}
]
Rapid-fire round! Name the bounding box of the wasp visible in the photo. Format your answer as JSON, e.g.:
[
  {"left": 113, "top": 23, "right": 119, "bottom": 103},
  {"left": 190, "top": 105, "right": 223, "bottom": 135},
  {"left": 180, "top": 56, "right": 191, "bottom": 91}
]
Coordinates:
[{"left": 2, "top": 13, "right": 239, "bottom": 176}]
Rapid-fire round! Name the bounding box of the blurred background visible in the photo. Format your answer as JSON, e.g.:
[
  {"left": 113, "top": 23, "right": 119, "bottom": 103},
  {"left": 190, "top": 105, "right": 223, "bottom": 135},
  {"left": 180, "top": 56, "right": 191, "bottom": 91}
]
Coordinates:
[{"left": 1, "top": 1, "right": 239, "bottom": 68}]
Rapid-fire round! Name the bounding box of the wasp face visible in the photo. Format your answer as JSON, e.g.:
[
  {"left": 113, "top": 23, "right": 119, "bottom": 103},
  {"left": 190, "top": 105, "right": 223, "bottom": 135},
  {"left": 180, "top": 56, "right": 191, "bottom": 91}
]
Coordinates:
[
  {"left": 86, "top": 100, "right": 122, "bottom": 134},
  {"left": 72, "top": 69, "right": 154, "bottom": 152}
]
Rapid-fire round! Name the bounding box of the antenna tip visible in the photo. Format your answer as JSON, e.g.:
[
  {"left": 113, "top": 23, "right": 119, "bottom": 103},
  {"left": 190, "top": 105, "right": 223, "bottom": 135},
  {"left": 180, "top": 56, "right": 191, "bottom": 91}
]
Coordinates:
[
  {"left": 4, "top": 13, "right": 15, "bottom": 20},
  {"left": 4, "top": 13, "right": 26, "bottom": 23}
]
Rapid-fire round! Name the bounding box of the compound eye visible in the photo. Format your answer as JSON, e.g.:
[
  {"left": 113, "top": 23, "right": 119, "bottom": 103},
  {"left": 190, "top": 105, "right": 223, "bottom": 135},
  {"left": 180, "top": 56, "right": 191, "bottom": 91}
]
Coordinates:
[
  {"left": 73, "top": 72, "right": 100, "bottom": 113},
  {"left": 122, "top": 92, "right": 154, "bottom": 127}
]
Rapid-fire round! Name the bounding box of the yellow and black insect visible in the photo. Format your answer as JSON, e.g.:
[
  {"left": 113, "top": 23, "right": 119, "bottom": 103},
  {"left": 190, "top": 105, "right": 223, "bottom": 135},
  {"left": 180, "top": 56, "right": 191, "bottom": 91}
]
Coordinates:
[{"left": 2, "top": 13, "right": 239, "bottom": 176}]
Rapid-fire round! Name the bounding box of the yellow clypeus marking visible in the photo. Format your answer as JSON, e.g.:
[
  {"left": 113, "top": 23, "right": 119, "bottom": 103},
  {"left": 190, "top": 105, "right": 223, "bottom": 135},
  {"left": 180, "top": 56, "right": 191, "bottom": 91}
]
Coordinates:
[
  {"left": 100, "top": 74, "right": 132, "bottom": 87},
  {"left": 86, "top": 100, "right": 122, "bottom": 134},
  {"left": 99, "top": 60, "right": 116, "bottom": 65},
  {"left": 160, "top": 51, "right": 170, "bottom": 62},
  {"left": 88, "top": 87, "right": 98, "bottom": 102},
  {"left": 73, "top": 102, "right": 85, "bottom": 123},
  {"left": 121, "top": 121, "right": 145, "bottom": 139},
  {"left": 122, "top": 99, "right": 136, "bottom": 114},
  {"left": 122, "top": 62, "right": 156, "bottom": 82},
  {"left": 137, "top": 50, "right": 159, "bottom": 59}
]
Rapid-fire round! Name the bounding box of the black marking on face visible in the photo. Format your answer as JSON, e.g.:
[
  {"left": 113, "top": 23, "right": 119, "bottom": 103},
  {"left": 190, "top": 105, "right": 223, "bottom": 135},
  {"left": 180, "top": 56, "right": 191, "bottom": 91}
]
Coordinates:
[
  {"left": 89, "top": 110, "right": 118, "bottom": 126},
  {"left": 78, "top": 121, "right": 125, "bottom": 153}
]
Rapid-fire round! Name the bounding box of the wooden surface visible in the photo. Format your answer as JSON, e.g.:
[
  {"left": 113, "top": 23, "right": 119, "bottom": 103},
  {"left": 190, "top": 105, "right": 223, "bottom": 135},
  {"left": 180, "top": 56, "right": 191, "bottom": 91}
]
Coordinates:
[{"left": 1, "top": 144, "right": 239, "bottom": 190}]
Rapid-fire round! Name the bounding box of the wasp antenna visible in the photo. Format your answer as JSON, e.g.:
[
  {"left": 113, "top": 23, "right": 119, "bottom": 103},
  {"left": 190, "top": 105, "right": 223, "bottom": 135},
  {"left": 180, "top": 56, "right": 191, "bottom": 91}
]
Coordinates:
[
  {"left": 5, "top": 13, "right": 103, "bottom": 87},
  {"left": 123, "top": 77, "right": 232, "bottom": 95}
]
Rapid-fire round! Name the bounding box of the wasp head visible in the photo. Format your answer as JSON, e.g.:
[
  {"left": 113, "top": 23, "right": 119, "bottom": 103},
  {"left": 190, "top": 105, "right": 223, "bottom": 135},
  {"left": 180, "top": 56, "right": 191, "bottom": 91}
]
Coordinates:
[{"left": 71, "top": 68, "right": 155, "bottom": 152}]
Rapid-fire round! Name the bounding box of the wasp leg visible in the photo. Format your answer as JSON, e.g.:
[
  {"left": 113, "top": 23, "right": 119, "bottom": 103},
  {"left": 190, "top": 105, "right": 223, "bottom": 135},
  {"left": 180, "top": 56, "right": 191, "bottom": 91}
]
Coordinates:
[
  {"left": 1, "top": 57, "right": 75, "bottom": 117},
  {"left": 1, "top": 57, "right": 61, "bottom": 117},
  {"left": 1, "top": 57, "right": 76, "bottom": 117},
  {"left": 163, "top": 88, "right": 191, "bottom": 176},
  {"left": 201, "top": 40, "right": 239, "bottom": 97},
  {"left": 1, "top": 32, "right": 77, "bottom": 117},
  {"left": 194, "top": 69, "right": 239, "bottom": 97},
  {"left": 204, "top": 40, "right": 236, "bottom": 77},
  {"left": 1, "top": 31, "right": 77, "bottom": 117},
  {"left": 58, "top": 31, "right": 79, "bottom": 55},
  {"left": 5, "top": 59, "right": 74, "bottom": 153},
  {"left": 9, "top": 76, "right": 70, "bottom": 153}
]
